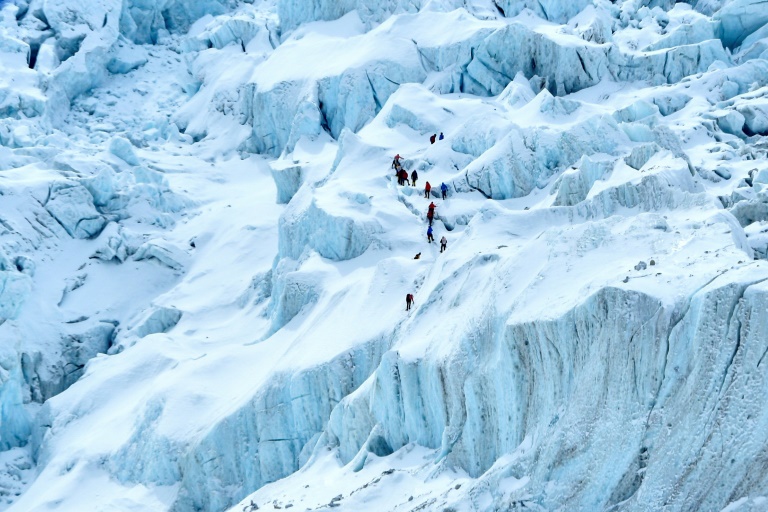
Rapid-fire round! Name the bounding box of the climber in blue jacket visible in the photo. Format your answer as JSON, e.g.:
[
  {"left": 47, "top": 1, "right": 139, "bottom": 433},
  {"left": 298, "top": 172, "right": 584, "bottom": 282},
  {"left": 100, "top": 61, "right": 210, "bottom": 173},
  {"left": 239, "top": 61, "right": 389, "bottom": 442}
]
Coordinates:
[
  {"left": 441, "top": 182, "right": 448, "bottom": 200},
  {"left": 427, "top": 225, "right": 434, "bottom": 243}
]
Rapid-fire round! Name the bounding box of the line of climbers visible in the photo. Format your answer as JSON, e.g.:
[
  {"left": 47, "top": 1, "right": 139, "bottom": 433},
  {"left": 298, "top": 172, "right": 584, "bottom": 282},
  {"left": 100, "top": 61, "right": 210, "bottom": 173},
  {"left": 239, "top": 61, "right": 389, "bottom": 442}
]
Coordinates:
[
  {"left": 392, "top": 155, "right": 448, "bottom": 199},
  {"left": 393, "top": 152, "right": 450, "bottom": 311}
]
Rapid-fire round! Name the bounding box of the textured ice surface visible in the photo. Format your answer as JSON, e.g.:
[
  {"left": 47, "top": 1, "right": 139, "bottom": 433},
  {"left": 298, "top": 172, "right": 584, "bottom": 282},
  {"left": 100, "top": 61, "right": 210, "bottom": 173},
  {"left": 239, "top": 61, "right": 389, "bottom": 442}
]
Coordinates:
[{"left": 1, "top": 1, "right": 768, "bottom": 512}]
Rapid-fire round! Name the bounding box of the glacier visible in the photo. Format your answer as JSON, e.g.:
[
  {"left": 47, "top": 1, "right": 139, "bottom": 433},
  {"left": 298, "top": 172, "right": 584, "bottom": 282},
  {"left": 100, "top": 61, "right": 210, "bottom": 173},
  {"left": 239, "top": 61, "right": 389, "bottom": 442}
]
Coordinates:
[{"left": 1, "top": 0, "right": 768, "bottom": 511}]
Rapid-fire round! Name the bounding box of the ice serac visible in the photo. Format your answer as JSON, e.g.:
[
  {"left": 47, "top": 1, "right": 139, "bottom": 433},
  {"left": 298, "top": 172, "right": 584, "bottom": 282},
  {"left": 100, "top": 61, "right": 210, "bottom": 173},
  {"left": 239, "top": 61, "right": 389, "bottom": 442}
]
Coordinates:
[
  {"left": 0, "top": 30, "right": 45, "bottom": 120},
  {"left": 240, "top": 10, "right": 514, "bottom": 154},
  {"left": 243, "top": 36, "right": 426, "bottom": 156},
  {"left": 466, "top": 115, "right": 625, "bottom": 200},
  {"left": 277, "top": 0, "right": 432, "bottom": 33},
  {"left": 107, "top": 41, "right": 148, "bottom": 74},
  {"left": 574, "top": 157, "right": 707, "bottom": 219},
  {"left": 106, "top": 336, "right": 390, "bottom": 512},
  {"left": 270, "top": 163, "right": 304, "bottom": 205},
  {"left": 622, "top": 275, "right": 768, "bottom": 511},
  {"left": 496, "top": 0, "right": 590, "bottom": 23},
  {"left": 326, "top": 264, "right": 768, "bottom": 511},
  {"left": 120, "top": 0, "right": 232, "bottom": 44},
  {"left": 0, "top": 270, "right": 31, "bottom": 323},
  {"left": 22, "top": 320, "right": 115, "bottom": 402},
  {"left": 715, "top": 0, "right": 768, "bottom": 48},
  {"left": 277, "top": 186, "right": 381, "bottom": 262},
  {"left": 277, "top": 0, "right": 356, "bottom": 33},
  {"left": 716, "top": 109, "right": 747, "bottom": 136},
  {"left": 111, "top": 305, "right": 182, "bottom": 353},
  {"left": 737, "top": 100, "right": 768, "bottom": 135},
  {"left": 267, "top": 260, "right": 320, "bottom": 333},
  {"left": 41, "top": 0, "right": 122, "bottom": 119},
  {"left": 45, "top": 183, "right": 107, "bottom": 239},
  {"left": 16, "top": 0, "right": 235, "bottom": 123},
  {"left": 0, "top": 352, "right": 31, "bottom": 451},
  {"left": 466, "top": 22, "right": 729, "bottom": 96},
  {"left": 551, "top": 155, "right": 614, "bottom": 207}
]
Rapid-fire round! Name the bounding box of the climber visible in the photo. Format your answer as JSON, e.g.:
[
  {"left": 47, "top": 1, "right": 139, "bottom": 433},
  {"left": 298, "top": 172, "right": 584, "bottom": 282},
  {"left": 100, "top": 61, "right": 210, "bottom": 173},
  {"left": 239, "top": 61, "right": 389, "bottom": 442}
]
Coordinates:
[
  {"left": 424, "top": 181, "right": 432, "bottom": 198},
  {"left": 428, "top": 201, "right": 436, "bottom": 212},
  {"left": 427, "top": 209, "right": 434, "bottom": 226},
  {"left": 441, "top": 182, "right": 448, "bottom": 200},
  {"left": 430, "top": 134, "right": 436, "bottom": 144},
  {"left": 400, "top": 169, "right": 410, "bottom": 186},
  {"left": 440, "top": 236, "right": 447, "bottom": 253},
  {"left": 392, "top": 154, "right": 402, "bottom": 169},
  {"left": 439, "top": 132, "right": 444, "bottom": 141},
  {"left": 411, "top": 170, "right": 418, "bottom": 188},
  {"left": 427, "top": 225, "right": 434, "bottom": 243},
  {"left": 406, "top": 293, "right": 414, "bottom": 311}
]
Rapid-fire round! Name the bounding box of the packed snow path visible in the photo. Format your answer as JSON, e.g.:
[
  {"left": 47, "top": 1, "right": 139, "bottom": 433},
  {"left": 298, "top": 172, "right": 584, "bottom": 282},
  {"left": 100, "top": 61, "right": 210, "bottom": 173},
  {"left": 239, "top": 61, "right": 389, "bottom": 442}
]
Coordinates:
[{"left": 2, "top": 0, "right": 768, "bottom": 511}]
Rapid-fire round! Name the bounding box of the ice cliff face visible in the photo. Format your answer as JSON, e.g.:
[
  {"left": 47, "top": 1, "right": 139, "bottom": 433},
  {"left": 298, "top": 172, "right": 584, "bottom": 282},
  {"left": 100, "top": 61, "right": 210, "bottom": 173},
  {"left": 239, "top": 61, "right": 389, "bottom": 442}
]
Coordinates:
[{"left": 2, "top": 0, "right": 768, "bottom": 511}]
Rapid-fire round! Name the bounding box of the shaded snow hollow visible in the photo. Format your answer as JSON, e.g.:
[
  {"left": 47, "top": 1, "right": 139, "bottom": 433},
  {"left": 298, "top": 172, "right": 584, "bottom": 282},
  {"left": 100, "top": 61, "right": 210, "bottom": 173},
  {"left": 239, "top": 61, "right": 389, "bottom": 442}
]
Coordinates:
[{"left": 1, "top": 0, "right": 768, "bottom": 511}]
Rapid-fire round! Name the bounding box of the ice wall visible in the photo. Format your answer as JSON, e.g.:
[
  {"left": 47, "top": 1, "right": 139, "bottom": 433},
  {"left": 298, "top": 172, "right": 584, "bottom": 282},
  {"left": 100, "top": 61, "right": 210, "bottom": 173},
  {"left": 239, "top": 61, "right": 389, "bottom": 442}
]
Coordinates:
[
  {"left": 241, "top": 41, "right": 427, "bottom": 157},
  {"left": 237, "top": 4, "right": 735, "bottom": 158},
  {"left": 120, "top": 0, "right": 233, "bottom": 44},
  {"left": 167, "top": 337, "right": 390, "bottom": 512},
  {"left": 465, "top": 114, "right": 626, "bottom": 199},
  {"left": 326, "top": 262, "right": 768, "bottom": 512}
]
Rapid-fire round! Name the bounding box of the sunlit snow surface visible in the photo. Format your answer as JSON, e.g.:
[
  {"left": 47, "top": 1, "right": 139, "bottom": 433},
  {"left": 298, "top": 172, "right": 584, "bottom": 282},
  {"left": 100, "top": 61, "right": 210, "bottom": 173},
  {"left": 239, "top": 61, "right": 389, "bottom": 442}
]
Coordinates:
[{"left": 1, "top": 0, "right": 768, "bottom": 511}]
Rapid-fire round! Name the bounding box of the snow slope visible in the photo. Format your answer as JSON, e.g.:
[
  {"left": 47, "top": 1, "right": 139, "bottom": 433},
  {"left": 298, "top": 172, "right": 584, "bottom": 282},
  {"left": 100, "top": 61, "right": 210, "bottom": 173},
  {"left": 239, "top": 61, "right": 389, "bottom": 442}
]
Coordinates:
[{"left": 1, "top": 0, "right": 768, "bottom": 511}]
